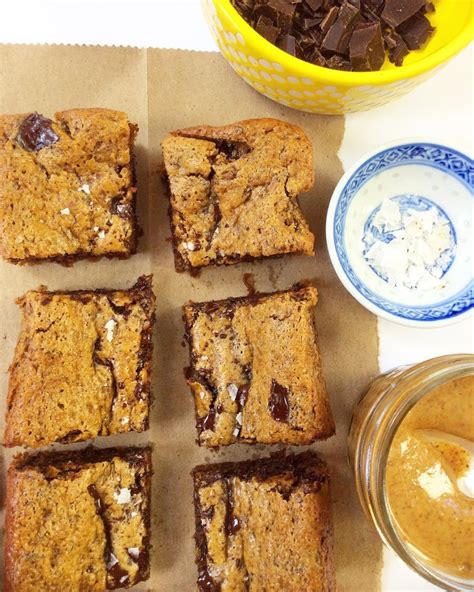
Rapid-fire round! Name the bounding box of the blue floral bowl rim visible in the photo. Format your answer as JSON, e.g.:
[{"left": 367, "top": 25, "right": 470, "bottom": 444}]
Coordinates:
[{"left": 326, "top": 139, "right": 474, "bottom": 328}]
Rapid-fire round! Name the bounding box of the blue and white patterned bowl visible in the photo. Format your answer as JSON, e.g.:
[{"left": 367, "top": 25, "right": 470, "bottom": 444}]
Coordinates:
[{"left": 326, "top": 142, "right": 474, "bottom": 328}]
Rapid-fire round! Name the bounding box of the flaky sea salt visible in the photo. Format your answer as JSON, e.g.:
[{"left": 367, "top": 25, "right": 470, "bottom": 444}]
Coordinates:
[
  {"left": 227, "top": 384, "right": 239, "bottom": 401},
  {"left": 363, "top": 198, "right": 455, "bottom": 290},
  {"left": 182, "top": 241, "right": 196, "bottom": 251},
  {"left": 60, "top": 207, "right": 70, "bottom": 215},
  {"left": 114, "top": 488, "right": 132, "bottom": 504},
  {"left": 104, "top": 318, "right": 117, "bottom": 342},
  {"left": 79, "top": 183, "right": 91, "bottom": 194}
]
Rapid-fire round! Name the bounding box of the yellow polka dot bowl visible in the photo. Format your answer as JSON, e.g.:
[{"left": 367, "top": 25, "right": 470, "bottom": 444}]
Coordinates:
[{"left": 202, "top": 0, "right": 473, "bottom": 114}]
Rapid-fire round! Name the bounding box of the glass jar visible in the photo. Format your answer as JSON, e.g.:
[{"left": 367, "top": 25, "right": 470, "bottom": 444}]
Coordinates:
[{"left": 348, "top": 354, "right": 474, "bottom": 592}]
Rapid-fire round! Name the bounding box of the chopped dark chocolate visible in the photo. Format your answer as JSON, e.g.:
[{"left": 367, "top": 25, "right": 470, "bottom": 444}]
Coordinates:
[
  {"left": 269, "top": 380, "right": 290, "bottom": 422},
  {"left": 16, "top": 112, "right": 59, "bottom": 152},
  {"left": 361, "top": 0, "right": 384, "bottom": 15},
  {"left": 321, "top": 1, "right": 360, "bottom": 54},
  {"left": 304, "top": 0, "right": 323, "bottom": 11},
  {"left": 384, "top": 28, "right": 409, "bottom": 65},
  {"left": 257, "top": 22, "right": 281, "bottom": 43},
  {"left": 320, "top": 6, "right": 339, "bottom": 33},
  {"left": 230, "top": 0, "right": 436, "bottom": 71},
  {"left": 349, "top": 22, "right": 385, "bottom": 70},
  {"left": 276, "top": 33, "right": 299, "bottom": 56},
  {"left": 381, "top": 0, "right": 426, "bottom": 27},
  {"left": 397, "top": 12, "right": 433, "bottom": 49},
  {"left": 309, "top": 47, "right": 328, "bottom": 66},
  {"left": 326, "top": 54, "right": 352, "bottom": 70},
  {"left": 274, "top": 0, "right": 298, "bottom": 29}
]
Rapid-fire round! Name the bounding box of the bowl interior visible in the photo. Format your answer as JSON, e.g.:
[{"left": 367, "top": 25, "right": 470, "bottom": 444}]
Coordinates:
[
  {"left": 331, "top": 143, "right": 473, "bottom": 324},
  {"left": 216, "top": 0, "right": 473, "bottom": 80},
  {"left": 385, "top": 0, "right": 473, "bottom": 70}
]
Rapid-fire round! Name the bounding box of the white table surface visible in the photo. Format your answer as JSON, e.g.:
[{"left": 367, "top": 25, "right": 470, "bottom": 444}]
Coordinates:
[{"left": 1, "top": 1, "right": 473, "bottom": 590}]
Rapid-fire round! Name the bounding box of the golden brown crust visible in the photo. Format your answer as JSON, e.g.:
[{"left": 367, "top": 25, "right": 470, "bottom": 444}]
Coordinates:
[
  {"left": 183, "top": 284, "right": 335, "bottom": 447},
  {"left": 4, "top": 275, "right": 155, "bottom": 448},
  {"left": 4, "top": 446, "right": 152, "bottom": 592},
  {"left": 0, "top": 108, "right": 138, "bottom": 263},
  {"left": 192, "top": 452, "right": 335, "bottom": 592},
  {"left": 162, "top": 118, "right": 315, "bottom": 272}
]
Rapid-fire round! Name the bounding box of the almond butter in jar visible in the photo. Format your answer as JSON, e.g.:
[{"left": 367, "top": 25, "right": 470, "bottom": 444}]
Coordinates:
[{"left": 348, "top": 354, "right": 474, "bottom": 592}]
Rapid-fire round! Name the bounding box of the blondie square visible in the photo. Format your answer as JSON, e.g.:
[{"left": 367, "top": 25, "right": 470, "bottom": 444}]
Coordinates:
[
  {"left": 162, "top": 118, "right": 315, "bottom": 272},
  {"left": 192, "top": 452, "right": 335, "bottom": 592},
  {"left": 4, "top": 276, "right": 155, "bottom": 448},
  {"left": 183, "top": 284, "right": 334, "bottom": 447},
  {"left": 4, "top": 447, "right": 152, "bottom": 591},
  {"left": 0, "top": 108, "right": 138, "bottom": 263}
]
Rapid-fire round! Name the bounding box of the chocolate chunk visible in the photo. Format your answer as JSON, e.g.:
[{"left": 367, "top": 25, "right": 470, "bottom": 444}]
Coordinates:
[
  {"left": 301, "top": 17, "right": 323, "bottom": 30},
  {"left": 87, "top": 484, "right": 103, "bottom": 512},
  {"left": 320, "top": 6, "right": 339, "bottom": 33},
  {"left": 350, "top": 22, "right": 385, "bottom": 70},
  {"left": 308, "top": 47, "right": 328, "bottom": 66},
  {"left": 361, "top": 0, "right": 384, "bottom": 15},
  {"left": 197, "top": 410, "right": 217, "bottom": 432},
  {"left": 384, "top": 28, "right": 409, "bottom": 65},
  {"left": 304, "top": 0, "right": 323, "bottom": 11},
  {"left": 198, "top": 569, "right": 221, "bottom": 592},
  {"left": 269, "top": 380, "right": 290, "bottom": 422},
  {"left": 225, "top": 482, "right": 241, "bottom": 535},
  {"left": 273, "top": 0, "right": 298, "bottom": 29},
  {"left": 237, "top": 383, "right": 250, "bottom": 411},
  {"left": 256, "top": 14, "right": 273, "bottom": 27},
  {"left": 107, "top": 557, "right": 129, "bottom": 587},
  {"left": 256, "top": 0, "right": 297, "bottom": 30},
  {"left": 214, "top": 139, "right": 251, "bottom": 160},
  {"left": 326, "top": 54, "right": 352, "bottom": 70},
  {"left": 381, "top": 0, "right": 426, "bottom": 27},
  {"left": 254, "top": 3, "right": 278, "bottom": 24},
  {"left": 276, "top": 34, "right": 298, "bottom": 56},
  {"left": 110, "top": 196, "right": 131, "bottom": 219},
  {"left": 397, "top": 12, "right": 433, "bottom": 49},
  {"left": 322, "top": 1, "right": 361, "bottom": 54},
  {"left": 256, "top": 16, "right": 281, "bottom": 43},
  {"left": 230, "top": 0, "right": 435, "bottom": 71},
  {"left": 87, "top": 483, "right": 130, "bottom": 587},
  {"left": 16, "top": 112, "right": 59, "bottom": 152}
]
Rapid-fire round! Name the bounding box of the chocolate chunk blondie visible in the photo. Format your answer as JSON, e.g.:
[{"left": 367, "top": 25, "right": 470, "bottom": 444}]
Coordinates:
[
  {"left": 4, "top": 447, "right": 151, "bottom": 592},
  {"left": 183, "top": 284, "right": 334, "bottom": 447},
  {"left": 162, "top": 118, "right": 315, "bottom": 272},
  {"left": 192, "top": 452, "right": 335, "bottom": 592},
  {"left": 4, "top": 276, "right": 155, "bottom": 448},
  {"left": 0, "top": 108, "right": 138, "bottom": 263}
]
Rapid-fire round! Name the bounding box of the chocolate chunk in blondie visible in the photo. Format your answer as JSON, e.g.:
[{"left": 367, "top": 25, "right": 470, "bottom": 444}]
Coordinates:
[
  {"left": 4, "top": 276, "right": 155, "bottom": 448},
  {"left": 183, "top": 284, "right": 334, "bottom": 447},
  {"left": 192, "top": 452, "right": 335, "bottom": 592},
  {"left": 162, "top": 118, "right": 315, "bottom": 272},
  {"left": 4, "top": 447, "right": 151, "bottom": 591},
  {"left": 0, "top": 108, "right": 138, "bottom": 263}
]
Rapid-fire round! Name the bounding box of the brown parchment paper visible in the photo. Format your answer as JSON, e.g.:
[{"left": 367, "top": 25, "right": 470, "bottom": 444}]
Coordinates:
[{"left": 0, "top": 45, "right": 381, "bottom": 591}]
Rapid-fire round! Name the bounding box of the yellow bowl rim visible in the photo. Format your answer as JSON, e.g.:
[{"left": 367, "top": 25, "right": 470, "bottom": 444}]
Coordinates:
[{"left": 214, "top": 0, "right": 474, "bottom": 86}]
